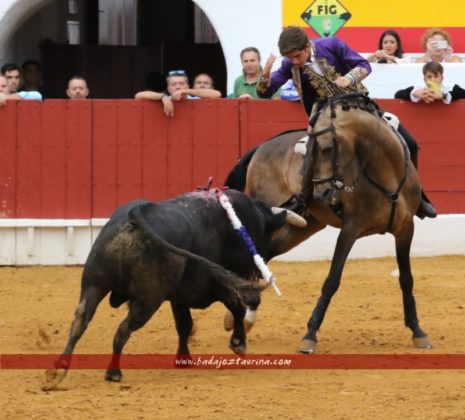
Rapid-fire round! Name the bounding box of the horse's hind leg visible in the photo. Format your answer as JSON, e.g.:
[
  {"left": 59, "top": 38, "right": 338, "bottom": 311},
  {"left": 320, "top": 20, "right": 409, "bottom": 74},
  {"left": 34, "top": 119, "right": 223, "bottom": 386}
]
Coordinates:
[
  {"left": 301, "top": 227, "right": 357, "bottom": 354},
  {"left": 43, "top": 285, "right": 108, "bottom": 390},
  {"left": 105, "top": 298, "right": 161, "bottom": 382},
  {"left": 395, "top": 222, "right": 432, "bottom": 349}
]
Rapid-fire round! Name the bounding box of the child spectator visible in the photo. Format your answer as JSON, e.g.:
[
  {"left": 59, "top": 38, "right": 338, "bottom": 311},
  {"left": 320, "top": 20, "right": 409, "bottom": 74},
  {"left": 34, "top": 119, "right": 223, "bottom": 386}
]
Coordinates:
[
  {"left": 395, "top": 62, "right": 465, "bottom": 104},
  {"left": 367, "top": 30, "right": 407, "bottom": 63},
  {"left": 414, "top": 28, "right": 462, "bottom": 63}
]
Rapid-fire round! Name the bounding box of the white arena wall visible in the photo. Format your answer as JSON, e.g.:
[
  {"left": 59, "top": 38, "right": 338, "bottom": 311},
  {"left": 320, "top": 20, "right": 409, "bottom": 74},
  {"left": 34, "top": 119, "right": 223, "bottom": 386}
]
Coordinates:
[{"left": 0, "top": 215, "right": 463, "bottom": 265}]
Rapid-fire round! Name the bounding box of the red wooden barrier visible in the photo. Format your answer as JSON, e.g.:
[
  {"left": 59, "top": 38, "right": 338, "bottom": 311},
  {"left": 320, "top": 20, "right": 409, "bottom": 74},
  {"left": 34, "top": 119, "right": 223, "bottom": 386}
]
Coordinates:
[
  {"left": 0, "top": 99, "right": 464, "bottom": 218},
  {"left": 0, "top": 103, "right": 16, "bottom": 218}
]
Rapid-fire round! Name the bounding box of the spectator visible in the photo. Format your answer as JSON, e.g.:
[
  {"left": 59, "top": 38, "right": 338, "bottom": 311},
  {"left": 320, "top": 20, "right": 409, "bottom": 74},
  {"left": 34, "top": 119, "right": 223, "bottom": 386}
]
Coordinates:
[
  {"left": 66, "top": 76, "right": 90, "bottom": 99},
  {"left": 135, "top": 70, "right": 220, "bottom": 117},
  {"left": 20, "top": 59, "right": 43, "bottom": 93},
  {"left": 192, "top": 73, "right": 217, "bottom": 90},
  {"left": 367, "top": 30, "right": 407, "bottom": 63},
  {"left": 231, "top": 47, "right": 280, "bottom": 99},
  {"left": 0, "top": 73, "right": 42, "bottom": 107},
  {"left": 395, "top": 62, "right": 465, "bottom": 104},
  {"left": 0, "top": 63, "right": 42, "bottom": 106},
  {"left": 280, "top": 79, "right": 300, "bottom": 101},
  {"left": 1, "top": 63, "right": 21, "bottom": 94},
  {"left": 414, "top": 28, "right": 462, "bottom": 63}
]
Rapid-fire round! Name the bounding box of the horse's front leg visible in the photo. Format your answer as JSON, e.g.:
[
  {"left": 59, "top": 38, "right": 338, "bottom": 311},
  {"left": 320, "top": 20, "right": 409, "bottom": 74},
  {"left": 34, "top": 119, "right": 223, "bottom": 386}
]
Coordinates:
[
  {"left": 395, "top": 221, "right": 432, "bottom": 349},
  {"left": 300, "top": 225, "right": 358, "bottom": 354}
]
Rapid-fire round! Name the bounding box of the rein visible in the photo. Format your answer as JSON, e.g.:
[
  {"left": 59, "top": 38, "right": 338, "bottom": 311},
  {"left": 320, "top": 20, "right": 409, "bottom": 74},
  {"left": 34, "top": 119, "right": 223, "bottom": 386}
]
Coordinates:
[{"left": 308, "top": 93, "right": 409, "bottom": 233}]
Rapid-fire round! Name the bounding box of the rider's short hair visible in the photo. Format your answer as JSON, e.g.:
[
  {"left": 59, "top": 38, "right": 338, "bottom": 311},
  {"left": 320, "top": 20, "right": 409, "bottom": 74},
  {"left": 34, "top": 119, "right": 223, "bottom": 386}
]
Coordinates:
[{"left": 278, "top": 26, "right": 309, "bottom": 55}]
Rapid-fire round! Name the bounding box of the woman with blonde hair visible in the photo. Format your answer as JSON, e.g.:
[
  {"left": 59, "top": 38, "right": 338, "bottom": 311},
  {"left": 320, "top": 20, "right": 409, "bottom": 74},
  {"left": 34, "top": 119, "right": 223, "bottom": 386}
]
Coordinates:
[{"left": 415, "top": 28, "right": 462, "bottom": 63}]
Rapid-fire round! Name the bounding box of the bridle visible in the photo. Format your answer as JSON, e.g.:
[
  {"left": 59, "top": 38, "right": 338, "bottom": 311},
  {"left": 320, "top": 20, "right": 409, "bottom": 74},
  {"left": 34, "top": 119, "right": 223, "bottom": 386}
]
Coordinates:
[{"left": 307, "top": 93, "right": 410, "bottom": 232}]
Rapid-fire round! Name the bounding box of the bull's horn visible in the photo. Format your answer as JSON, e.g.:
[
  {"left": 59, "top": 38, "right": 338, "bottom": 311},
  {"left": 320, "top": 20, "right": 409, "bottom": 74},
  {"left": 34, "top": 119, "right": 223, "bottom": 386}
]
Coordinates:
[{"left": 271, "top": 207, "right": 307, "bottom": 227}]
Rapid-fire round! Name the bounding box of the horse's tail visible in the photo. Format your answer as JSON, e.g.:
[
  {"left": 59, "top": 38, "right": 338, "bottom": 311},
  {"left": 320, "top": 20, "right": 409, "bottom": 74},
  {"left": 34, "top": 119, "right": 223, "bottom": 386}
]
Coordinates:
[{"left": 224, "top": 145, "right": 260, "bottom": 191}]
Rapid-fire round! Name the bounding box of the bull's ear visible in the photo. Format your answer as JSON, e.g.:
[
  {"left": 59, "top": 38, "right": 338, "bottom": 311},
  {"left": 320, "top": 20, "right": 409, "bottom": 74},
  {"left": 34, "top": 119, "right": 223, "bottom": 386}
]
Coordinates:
[{"left": 271, "top": 207, "right": 307, "bottom": 227}]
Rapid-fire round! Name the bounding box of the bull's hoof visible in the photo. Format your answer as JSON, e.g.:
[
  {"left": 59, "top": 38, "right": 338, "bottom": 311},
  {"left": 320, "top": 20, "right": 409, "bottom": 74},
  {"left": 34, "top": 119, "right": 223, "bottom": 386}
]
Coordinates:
[
  {"left": 42, "top": 368, "right": 67, "bottom": 391},
  {"left": 413, "top": 336, "right": 433, "bottom": 349},
  {"left": 105, "top": 369, "right": 123, "bottom": 382},
  {"left": 300, "top": 338, "right": 317, "bottom": 354},
  {"left": 229, "top": 338, "right": 247, "bottom": 355},
  {"left": 224, "top": 311, "right": 234, "bottom": 331}
]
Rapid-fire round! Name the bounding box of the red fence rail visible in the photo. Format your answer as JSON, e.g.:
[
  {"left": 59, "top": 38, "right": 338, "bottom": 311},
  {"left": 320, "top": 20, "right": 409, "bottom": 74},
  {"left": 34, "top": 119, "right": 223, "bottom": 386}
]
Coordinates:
[{"left": 1, "top": 99, "right": 464, "bottom": 218}]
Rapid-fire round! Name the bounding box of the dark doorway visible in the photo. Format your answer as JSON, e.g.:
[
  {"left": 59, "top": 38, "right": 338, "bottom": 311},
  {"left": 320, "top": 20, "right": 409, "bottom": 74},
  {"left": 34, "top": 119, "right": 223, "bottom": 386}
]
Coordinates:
[{"left": 40, "top": 0, "right": 226, "bottom": 98}]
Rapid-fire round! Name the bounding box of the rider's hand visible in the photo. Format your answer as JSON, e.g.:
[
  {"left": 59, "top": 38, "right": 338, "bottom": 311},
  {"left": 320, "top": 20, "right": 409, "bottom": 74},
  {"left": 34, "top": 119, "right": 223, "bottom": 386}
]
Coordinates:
[
  {"left": 335, "top": 76, "right": 351, "bottom": 88},
  {"left": 263, "top": 54, "right": 277, "bottom": 78}
]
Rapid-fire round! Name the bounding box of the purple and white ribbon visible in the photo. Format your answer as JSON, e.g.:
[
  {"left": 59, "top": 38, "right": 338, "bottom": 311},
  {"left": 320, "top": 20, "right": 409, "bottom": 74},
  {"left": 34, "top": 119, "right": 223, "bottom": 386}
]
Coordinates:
[{"left": 217, "top": 192, "right": 281, "bottom": 296}]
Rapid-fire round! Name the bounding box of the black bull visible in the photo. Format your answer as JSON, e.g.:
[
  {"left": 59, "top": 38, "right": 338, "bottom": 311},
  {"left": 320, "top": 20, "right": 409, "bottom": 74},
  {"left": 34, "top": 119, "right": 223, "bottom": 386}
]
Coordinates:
[{"left": 44, "top": 189, "right": 305, "bottom": 388}]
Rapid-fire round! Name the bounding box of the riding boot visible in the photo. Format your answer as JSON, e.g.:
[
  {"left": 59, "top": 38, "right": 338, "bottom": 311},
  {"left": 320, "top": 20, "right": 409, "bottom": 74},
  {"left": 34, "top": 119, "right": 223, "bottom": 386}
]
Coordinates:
[{"left": 411, "top": 153, "right": 437, "bottom": 219}]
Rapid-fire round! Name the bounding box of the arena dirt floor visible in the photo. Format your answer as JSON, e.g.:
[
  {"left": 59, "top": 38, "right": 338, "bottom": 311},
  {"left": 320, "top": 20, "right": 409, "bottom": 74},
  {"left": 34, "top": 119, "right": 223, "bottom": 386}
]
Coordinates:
[{"left": 1, "top": 256, "right": 465, "bottom": 419}]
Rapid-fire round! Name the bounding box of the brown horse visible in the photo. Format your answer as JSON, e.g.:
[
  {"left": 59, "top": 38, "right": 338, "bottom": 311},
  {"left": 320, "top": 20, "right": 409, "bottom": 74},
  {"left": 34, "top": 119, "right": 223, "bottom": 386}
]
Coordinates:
[{"left": 227, "top": 93, "right": 432, "bottom": 353}]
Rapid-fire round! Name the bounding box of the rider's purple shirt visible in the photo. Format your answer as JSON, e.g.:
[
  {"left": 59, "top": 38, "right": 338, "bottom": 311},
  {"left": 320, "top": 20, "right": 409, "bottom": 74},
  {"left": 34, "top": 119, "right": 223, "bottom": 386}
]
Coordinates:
[{"left": 257, "top": 37, "right": 371, "bottom": 115}]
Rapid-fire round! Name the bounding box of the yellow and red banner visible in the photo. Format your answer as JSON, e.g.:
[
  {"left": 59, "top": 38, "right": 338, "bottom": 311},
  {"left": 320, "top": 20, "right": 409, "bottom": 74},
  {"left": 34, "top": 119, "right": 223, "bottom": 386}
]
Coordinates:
[{"left": 283, "top": 0, "right": 465, "bottom": 52}]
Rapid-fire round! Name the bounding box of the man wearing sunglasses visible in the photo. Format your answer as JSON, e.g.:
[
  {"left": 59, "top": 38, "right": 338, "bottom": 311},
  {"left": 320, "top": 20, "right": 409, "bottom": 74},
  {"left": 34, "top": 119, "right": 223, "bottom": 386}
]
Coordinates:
[{"left": 135, "top": 70, "right": 220, "bottom": 117}]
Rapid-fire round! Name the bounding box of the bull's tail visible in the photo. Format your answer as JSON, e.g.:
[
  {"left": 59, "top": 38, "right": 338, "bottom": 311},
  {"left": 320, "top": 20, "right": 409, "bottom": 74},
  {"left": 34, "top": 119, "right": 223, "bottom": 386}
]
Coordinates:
[
  {"left": 128, "top": 204, "right": 261, "bottom": 306},
  {"left": 224, "top": 145, "right": 259, "bottom": 191}
]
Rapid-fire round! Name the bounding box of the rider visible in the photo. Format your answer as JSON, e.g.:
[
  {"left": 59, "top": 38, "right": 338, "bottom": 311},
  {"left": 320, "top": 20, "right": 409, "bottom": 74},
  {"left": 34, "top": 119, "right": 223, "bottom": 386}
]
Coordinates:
[{"left": 256, "top": 26, "right": 437, "bottom": 219}]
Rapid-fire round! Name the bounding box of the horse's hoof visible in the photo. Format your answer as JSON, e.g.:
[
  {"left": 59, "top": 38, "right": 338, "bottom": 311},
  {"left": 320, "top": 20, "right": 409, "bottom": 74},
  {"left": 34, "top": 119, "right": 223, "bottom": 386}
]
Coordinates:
[
  {"left": 229, "top": 338, "right": 247, "bottom": 355},
  {"left": 224, "top": 311, "right": 234, "bottom": 331},
  {"left": 105, "top": 369, "right": 123, "bottom": 382},
  {"left": 413, "top": 336, "right": 433, "bottom": 349},
  {"left": 42, "top": 368, "right": 67, "bottom": 391},
  {"left": 300, "top": 338, "right": 317, "bottom": 354}
]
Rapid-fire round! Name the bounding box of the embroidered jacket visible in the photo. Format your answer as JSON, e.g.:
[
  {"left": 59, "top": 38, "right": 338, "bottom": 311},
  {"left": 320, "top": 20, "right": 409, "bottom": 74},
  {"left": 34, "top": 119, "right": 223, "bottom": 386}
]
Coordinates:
[{"left": 257, "top": 37, "right": 371, "bottom": 115}]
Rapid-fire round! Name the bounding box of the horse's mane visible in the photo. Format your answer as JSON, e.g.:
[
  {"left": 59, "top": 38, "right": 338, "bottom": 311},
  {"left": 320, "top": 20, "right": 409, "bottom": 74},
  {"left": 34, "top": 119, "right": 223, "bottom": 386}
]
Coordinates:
[{"left": 310, "top": 93, "right": 383, "bottom": 128}]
